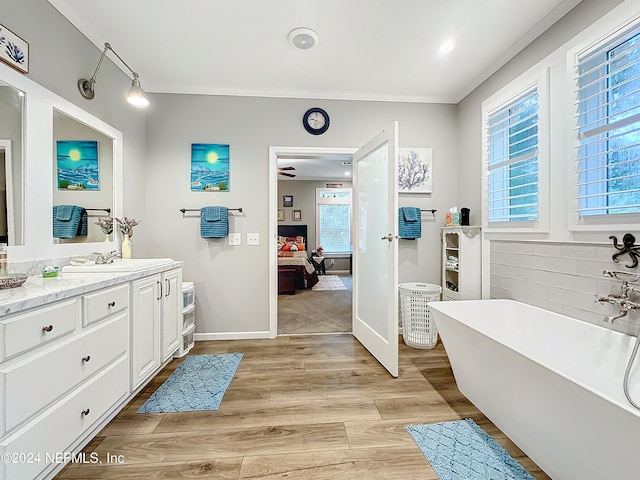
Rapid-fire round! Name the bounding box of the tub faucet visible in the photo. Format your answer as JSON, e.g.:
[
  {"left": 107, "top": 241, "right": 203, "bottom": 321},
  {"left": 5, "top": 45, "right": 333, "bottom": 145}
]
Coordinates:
[
  {"left": 94, "top": 250, "right": 120, "bottom": 264},
  {"left": 597, "top": 295, "right": 640, "bottom": 323}
]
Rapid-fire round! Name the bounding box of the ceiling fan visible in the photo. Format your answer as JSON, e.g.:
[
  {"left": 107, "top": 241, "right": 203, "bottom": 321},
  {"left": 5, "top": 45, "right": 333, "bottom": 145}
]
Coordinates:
[{"left": 278, "top": 166, "right": 296, "bottom": 177}]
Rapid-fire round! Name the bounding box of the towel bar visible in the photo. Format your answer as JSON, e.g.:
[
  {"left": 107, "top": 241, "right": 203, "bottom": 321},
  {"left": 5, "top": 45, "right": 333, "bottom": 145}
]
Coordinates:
[
  {"left": 180, "top": 207, "right": 243, "bottom": 213},
  {"left": 85, "top": 208, "right": 111, "bottom": 214}
]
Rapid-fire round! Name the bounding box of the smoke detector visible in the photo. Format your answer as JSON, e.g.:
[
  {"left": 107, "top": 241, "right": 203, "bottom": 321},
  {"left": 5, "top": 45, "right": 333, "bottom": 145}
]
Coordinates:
[{"left": 288, "top": 27, "right": 318, "bottom": 50}]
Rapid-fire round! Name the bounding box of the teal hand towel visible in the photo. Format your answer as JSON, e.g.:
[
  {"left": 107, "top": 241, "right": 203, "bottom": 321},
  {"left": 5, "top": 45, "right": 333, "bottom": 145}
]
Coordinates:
[
  {"left": 203, "top": 206, "right": 221, "bottom": 221},
  {"left": 200, "top": 207, "right": 228, "bottom": 238},
  {"left": 401, "top": 207, "right": 418, "bottom": 222},
  {"left": 56, "top": 205, "right": 74, "bottom": 221},
  {"left": 398, "top": 207, "right": 421, "bottom": 239},
  {"left": 53, "top": 205, "right": 86, "bottom": 238}
]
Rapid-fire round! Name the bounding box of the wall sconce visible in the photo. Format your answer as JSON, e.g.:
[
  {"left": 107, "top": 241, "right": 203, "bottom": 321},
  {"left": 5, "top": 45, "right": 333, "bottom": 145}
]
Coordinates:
[{"left": 77, "top": 42, "right": 149, "bottom": 108}]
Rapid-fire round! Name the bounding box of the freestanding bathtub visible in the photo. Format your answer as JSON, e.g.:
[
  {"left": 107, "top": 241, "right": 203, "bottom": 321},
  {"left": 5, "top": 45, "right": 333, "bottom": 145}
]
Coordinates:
[{"left": 428, "top": 299, "right": 640, "bottom": 480}]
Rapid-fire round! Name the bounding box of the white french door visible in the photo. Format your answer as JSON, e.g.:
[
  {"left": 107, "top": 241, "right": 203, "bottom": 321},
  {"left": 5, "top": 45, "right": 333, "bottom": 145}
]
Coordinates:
[{"left": 352, "top": 122, "right": 399, "bottom": 377}]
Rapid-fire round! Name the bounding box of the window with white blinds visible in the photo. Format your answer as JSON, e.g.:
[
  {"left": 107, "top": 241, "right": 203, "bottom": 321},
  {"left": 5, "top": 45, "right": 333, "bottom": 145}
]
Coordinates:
[
  {"left": 485, "top": 88, "right": 540, "bottom": 224},
  {"left": 575, "top": 22, "right": 640, "bottom": 217},
  {"left": 316, "top": 188, "right": 352, "bottom": 254}
]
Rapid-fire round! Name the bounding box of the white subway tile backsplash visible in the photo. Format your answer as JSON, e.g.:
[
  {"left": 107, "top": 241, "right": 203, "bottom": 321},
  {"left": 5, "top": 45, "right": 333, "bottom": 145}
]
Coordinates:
[
  {"left": 561, "top": 274, "right": 596, "bottom": 293},
  {"left": 511, "top": 242, "right": 537, "bottom": 254},
  {"left": 535, "top": 243, "right": 563, "bottom": 257},
  {"left": 490, "top": 241, "right": 513, "bottom": 254},
  {"left": 489, "top": 239, "right": 640, "bottom": 335},
  {"left": 562, "top": 305, "right": 598, "bottom": 324},
  {"left": 560, "top": 243, "right": 597, "bottom": 260},
  {"left": 547, "top": 287, "right": 580, "bottom": 306},
  {"left": 533, "top": 270, "right": 563, "bottom": 287},
  {"left": 491, "top": 252, "right": 524, "bottom": 266},
  {"left": 576, "top": 260, "right": 617, "bottom": 278},
  {"left": 510, "top": 265, "right": 534, "bottom": 280},
  {"left": 490, "top": 263, "right": 511, "bottom": 277}
]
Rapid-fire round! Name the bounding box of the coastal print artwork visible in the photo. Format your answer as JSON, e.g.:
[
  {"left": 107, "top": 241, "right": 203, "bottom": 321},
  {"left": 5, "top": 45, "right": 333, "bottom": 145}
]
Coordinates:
[
  {"left": 0, "top": 24, "right": 29, "bottom": 74},
  {"left": 191, "top": 143, "right": 230, "bottom": 191},
  {"left": 57, "top": 140, "right": 99, "bottom": 190},
  {"left": 398, "top": 147, "right": 432, "bottom": 193}
]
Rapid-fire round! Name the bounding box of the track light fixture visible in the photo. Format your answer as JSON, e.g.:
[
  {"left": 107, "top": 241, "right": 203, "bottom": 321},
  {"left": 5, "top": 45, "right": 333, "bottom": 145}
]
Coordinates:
[{"left": 78, "top": 42, "right": 149, "bottom": 108}]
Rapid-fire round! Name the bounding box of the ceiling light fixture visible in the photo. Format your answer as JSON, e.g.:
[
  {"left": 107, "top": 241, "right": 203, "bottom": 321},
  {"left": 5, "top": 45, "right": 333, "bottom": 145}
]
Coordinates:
[
  {"left": 439, "top": 40, "right": 455, "bottom": 55},
  {"left": 78, "top": 42, "right": 149, "bottom": 108},
  {"left": 288, "top": 27, "right": 318, "bottom": 50}
]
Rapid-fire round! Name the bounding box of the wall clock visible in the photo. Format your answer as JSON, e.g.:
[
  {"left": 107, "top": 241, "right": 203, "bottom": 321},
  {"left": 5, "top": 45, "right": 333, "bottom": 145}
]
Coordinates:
[{"left": 303, "top": 107, "right": 330, "bottom": 135}]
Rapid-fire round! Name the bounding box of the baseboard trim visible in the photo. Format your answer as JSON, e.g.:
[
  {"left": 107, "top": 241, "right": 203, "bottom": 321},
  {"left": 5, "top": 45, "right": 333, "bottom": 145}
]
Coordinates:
[{"left": 195, "top": 331, "right": 273, "bottom": 341}]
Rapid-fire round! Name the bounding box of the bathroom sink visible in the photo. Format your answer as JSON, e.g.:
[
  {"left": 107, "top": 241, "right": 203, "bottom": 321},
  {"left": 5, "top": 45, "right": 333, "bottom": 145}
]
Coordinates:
[{"left": 62, "top": 258, "right": 174, "bottom": 273}]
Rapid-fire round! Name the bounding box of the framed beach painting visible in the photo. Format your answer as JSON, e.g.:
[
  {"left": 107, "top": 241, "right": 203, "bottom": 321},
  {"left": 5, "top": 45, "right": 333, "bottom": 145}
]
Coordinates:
[
  {"left": 191, "top": 143, "right": 230, "bottom": 191},
  {"left": 0, "top": 24, "right": 28, "bottom": 74},
  {"left": 398, "top": 147, "right": 432, "bottom": 193},
  {"left": 56, "top": 140, "right": 99, "bottom": 190}
]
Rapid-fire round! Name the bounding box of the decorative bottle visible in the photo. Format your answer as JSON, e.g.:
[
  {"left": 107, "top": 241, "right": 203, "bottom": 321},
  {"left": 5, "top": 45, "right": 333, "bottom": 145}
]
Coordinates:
[{"left": 121, "top": 234, "right": 132, "bottom": 259}]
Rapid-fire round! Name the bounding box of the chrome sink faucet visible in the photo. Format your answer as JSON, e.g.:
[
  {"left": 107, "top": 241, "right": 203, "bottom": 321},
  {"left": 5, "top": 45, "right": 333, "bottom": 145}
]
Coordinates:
[{"left": 94, "top": 250, "right": 120, "bottom": 264}]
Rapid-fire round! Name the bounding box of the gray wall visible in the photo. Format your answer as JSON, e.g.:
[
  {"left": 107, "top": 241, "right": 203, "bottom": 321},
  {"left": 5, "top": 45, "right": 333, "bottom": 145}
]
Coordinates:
[{"left": 144, "top": 94, "right": 457, "bottom": 335}]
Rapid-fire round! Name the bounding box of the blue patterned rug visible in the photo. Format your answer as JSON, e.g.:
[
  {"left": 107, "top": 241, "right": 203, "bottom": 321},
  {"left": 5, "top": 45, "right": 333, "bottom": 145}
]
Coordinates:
[
  {"left": 137, "top": 353, "right": 243, "bottom": 413},
  {"left": 406, "top": 419, "right": 535, "bottom": 480}
]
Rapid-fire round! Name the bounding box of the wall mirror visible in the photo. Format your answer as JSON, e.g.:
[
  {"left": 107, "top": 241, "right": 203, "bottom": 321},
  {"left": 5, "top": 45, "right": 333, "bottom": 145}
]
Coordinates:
[
  {"left": 52, "top": 109, "right": 114, "bottom": 243},
  {"left": 0, "top": 61, "right": 122, "bottom": 263},
  {"left": 0, "top": 80, "right": 24, "bottom": 246}
]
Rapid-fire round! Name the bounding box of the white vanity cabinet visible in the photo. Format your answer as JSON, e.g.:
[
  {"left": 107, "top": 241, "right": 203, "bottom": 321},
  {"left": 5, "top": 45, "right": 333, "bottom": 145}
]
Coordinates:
[
  {"left": 131, "top": 267, "right": 182, "bottom": 390},
  {"left": 161, "top": 268, "right": 182, "bottom": 362},
  {"left": 0, "top": 284, "right": 130, "bottom": 480},
  {"left": 131, "top": 274, "right": 161, "bottom": 390}
]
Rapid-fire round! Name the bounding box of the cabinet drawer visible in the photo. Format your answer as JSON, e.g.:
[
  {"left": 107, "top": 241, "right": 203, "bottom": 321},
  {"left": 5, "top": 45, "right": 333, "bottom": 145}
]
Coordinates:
[
  {"left": 83, "top": 283, "right": 129, "bottom": 327},
  {"left": 0, "top": 313, "right": 128, "bottom": 435},
  {"left": 0, "top": 298, "right": 78, "bottom": 362},
  {"left": 0, "top": 357, "right": 128, "bottom": 480}
]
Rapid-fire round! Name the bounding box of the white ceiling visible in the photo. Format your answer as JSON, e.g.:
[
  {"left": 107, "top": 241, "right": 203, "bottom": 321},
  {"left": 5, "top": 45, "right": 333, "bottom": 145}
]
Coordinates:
[{"left": 48, "top": 0, "right": 581, "bottom": 104}]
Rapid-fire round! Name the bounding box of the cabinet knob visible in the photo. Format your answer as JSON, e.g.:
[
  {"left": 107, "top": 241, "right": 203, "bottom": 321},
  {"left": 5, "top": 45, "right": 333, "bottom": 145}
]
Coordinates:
[
  {"left": 81, "top": 408, "right": 90, "bottom": 416},
  {"left": 42, "top": 325, "right": 54, "bottom": 332},
  {"left": 107, "top": 301, "right": 116, "bottom": 308},
  {"left": 82, "top": 355, "right": 91, "bottom": 363}
]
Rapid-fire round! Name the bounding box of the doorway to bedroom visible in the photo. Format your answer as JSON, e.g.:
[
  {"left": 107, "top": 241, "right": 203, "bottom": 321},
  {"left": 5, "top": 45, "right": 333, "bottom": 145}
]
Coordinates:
[{"left": 269, "top": 146, "right": 356, "bottom": 336}]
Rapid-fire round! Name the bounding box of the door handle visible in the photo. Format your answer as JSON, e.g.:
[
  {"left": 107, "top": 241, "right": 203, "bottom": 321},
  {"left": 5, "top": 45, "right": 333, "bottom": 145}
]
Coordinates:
[{"left": 381, "top": 233, "right": 398, "bottom": 242}]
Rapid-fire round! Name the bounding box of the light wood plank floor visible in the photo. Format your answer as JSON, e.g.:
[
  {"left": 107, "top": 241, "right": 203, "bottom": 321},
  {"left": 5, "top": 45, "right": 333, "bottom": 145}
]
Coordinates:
[{"left": 56, "top": 335, "right": 551, "bottom": 479}]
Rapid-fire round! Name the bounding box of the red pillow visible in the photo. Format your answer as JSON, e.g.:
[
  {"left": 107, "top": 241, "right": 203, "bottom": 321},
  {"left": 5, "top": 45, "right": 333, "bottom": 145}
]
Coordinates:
[{"left": 282, "top": 244, "right": 291, "bottom": 251}]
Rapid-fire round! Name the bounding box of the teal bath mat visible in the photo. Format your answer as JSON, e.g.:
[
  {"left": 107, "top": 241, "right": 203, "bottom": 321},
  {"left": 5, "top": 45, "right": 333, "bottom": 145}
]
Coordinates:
[
  {"left": 137, "top": 353, "right": 243, "bottom": 413},
  {"left": 406, "top": 419, "right": 535, "bottom": 480}
]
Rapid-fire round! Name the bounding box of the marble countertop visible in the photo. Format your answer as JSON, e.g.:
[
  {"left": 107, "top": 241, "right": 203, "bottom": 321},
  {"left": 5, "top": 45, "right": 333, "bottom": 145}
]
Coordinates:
[{"left": 0, "top": 260, "right": 183, "bottom": 317}]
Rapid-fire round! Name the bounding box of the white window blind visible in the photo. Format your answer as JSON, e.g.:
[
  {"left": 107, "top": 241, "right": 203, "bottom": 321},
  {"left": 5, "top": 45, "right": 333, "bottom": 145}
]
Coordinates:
[
  {"left": 485, "top": 88, "right": 540, "bottom": 223},
  {"left": 575, "top": 22, "right": 640, "bottom": 217},
  {"left": 316, "top": 188, "right": 352, "bottom": 254}
]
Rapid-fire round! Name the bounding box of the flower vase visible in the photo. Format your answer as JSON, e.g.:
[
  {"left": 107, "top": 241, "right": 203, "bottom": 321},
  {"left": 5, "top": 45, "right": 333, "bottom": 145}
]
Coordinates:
[
  {"left": 121, "top": 234, "right": 132, "bottom": 259},
  {"left": 105, "top": 234, "right": 111, "bottom": 242}
]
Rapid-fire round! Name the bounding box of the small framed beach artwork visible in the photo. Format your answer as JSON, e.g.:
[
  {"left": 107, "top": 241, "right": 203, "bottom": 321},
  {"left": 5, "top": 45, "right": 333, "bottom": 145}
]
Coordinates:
[
  {"left": 56, "top": 140, "right": 99, "bottom": 190},
  {"left": 398, "top": 147, "right": 432, "bottom": 194},
  {"left": 191, "top": 143, "right": 230, "bottom": 191},
  {"left": 292, "top": 209, "right": 302, "bottom": 221},
  {"left": 277, "top": 210, "right": 284, "bottom": 221},
  {"left": 0, "top": 24, "right": 28, "bottom": 74}
]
